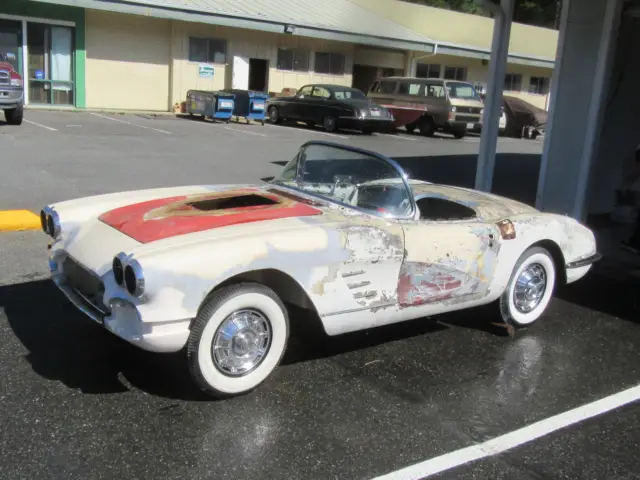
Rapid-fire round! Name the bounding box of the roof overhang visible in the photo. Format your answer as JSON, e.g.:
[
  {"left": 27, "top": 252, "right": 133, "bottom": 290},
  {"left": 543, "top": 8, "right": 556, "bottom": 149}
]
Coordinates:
[
  {"left": 29, "top": 0, "right": 436, "bottom": 53},
  {"left": 435, "top": 42, "right": 555, "bottom": 69}
]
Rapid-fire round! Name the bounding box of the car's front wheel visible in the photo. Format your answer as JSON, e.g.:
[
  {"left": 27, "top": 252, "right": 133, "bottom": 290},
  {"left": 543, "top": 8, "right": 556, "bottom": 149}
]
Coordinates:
[
  {"left": 499, "top": 246, "right": 556, "bottom": 328},
  {"left": 5, "top": 104, "right": 23, "bottom": 125},
  {"left": 187, "top": 282, "right": 290, "bottom": 398}
]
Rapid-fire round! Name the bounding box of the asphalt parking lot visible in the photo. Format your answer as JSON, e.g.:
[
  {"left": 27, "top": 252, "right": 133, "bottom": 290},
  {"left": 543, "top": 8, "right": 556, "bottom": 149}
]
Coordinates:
[{"left": 1, "top": 110, "right": 640, "bottom": 480}]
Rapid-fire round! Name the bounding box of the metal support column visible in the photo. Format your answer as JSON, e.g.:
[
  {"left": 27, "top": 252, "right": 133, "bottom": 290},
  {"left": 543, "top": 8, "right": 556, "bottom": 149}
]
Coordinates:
[{"left": 474, "top": 0, "right": 515, "bottom": 192}]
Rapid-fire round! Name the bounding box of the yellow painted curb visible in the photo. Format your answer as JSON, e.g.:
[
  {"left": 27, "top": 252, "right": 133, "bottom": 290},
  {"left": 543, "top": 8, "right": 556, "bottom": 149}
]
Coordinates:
[{"left": 0, "top": 210, "right": 41, "bottom": 232}]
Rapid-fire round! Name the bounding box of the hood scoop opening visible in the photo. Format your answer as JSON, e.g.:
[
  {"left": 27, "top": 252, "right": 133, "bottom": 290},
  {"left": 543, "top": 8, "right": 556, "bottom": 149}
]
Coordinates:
[{"left": 187, "top": 194, "right": 278, "bottom": 211}]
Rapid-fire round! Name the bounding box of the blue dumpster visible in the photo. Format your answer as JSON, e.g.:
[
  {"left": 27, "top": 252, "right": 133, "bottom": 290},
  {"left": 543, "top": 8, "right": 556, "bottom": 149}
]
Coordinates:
[
  {"left": 222, "top": 89, "right": 269, "bottom": 125},
  {"left": 186, "top": 90, "right": 235, "bottom": 122}
]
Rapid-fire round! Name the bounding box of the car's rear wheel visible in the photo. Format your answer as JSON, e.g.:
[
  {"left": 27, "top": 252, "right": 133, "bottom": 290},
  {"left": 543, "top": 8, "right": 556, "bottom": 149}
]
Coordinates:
[
  {"left": 499, "top": 246, "right": 556, "bottom": 328},
  {"left": 323, "top": 116, "right": 337, "bottom": 132},
  {"left": 418, "top": 117, "right": 435, "bottom": 137},
  {"left": 5, "top": 104, "right": 23, "bottom": 126},
  {"left": 187, "top": 282, "right": 289, "bottom": 398}
]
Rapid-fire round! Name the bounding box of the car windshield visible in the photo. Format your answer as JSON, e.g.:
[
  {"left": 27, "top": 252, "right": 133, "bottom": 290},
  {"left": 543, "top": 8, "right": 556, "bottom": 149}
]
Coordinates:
[
  {"left": 272, "top": 143, "right": 413, "bottom": 218},
  {"left": 332, "top": 88, "right": 366, "bottom": 100},
  {"left": 445, "top": 82, "right": 481, "bottom": 100}
]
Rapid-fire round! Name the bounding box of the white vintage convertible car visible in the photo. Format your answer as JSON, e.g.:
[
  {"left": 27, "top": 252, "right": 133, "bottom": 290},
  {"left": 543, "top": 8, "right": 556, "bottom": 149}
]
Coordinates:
[{"left": 41, "top": 141, "right": 601, "bottom": 398}]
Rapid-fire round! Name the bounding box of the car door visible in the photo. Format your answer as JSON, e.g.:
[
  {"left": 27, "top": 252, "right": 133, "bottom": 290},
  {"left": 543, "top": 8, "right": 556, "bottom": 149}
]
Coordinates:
[
  {"left": 286, "top": 85, "right": 314, "bottom": 119},
  {"left": 304, "top": 86, "right": 332, "bottom": 123},
  {"left": 398, "top": 216, "right": 501, "bottom": 309},
  {"left": 281, "top": 85, "right": 312, "bottom": 118}
]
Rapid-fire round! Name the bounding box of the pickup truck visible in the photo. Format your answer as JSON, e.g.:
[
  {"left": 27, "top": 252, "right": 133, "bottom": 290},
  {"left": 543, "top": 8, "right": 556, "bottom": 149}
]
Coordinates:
[{"left": 0, "top": 55, "right": 24, "bottom": 126}]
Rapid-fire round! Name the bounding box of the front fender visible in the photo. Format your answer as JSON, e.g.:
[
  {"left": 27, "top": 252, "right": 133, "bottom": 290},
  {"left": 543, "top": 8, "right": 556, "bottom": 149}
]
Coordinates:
[{"left": 116, "top": 225, "right": 348, "bottom": 324}]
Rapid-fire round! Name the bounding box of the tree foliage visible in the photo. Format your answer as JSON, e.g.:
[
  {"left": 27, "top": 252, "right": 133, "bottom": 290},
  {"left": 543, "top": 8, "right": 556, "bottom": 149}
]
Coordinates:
[{"left": 400, "top": 0, "right": 561, "bottom": 29}]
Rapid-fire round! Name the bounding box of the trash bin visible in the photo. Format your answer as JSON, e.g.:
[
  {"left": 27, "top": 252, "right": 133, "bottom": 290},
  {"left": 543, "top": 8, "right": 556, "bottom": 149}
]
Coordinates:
[
  {"left": 185, "top": 90, "right": 235, "bottom": 122},
  {"left": 222, "top": 89, "right": 269, "bottom": 125}
]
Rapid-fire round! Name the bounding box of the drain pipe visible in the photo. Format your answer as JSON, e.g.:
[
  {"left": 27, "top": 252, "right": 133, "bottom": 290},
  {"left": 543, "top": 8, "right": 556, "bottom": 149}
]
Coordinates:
[
  {"left": 406, "top": 44, "right": 439, "bottom": 77},
  {"left": 474, "top": 0, "right": 514, "bottom": 192}
]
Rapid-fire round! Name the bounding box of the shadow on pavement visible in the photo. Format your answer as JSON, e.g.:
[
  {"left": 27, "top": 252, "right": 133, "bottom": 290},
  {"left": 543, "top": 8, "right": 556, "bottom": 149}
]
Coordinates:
[
  {"left": 556, "top": 271, "right": 639, "bottom": 324},
  {"left": 2, "top": 277, "right": 514, "bottom": 401}
]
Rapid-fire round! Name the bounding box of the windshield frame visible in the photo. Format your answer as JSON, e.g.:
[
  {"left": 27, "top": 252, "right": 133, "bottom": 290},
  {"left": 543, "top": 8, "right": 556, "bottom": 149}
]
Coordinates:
[
  {"left": 444, "top": 81, "right": 481, "bottom": 101},
  {"left": 269, "top": 141, "right": 417, "bottom": 221}
]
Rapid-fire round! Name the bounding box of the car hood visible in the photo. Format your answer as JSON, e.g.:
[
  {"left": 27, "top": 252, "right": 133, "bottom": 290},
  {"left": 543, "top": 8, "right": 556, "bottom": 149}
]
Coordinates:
[
  {"left": 97, "top": 186, "right": 324, "bottom": 244},
  {"left": 53, "top": 185, "right": 342, "bottom": 275}
]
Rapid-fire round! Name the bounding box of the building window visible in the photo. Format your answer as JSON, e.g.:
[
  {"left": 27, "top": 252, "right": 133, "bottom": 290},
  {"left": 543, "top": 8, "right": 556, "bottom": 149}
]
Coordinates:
[
  {"left": 416, "top": 63, "right": 440, "bottom": 79},
  {"left": 27, "top": 22, "right": 75, "bottom": 106},
  {"left": 529, "top": 76, "right": 550, "bottom": 95},
  {"left": 314, "top": 52, "right": 346, "bottom": 75},
  {"left": 444, "top": 66, "right": 467, "bottom": 81},
  {"left": 277, "top": 48, "right": 310, "bottom": 72},
  {"left": 504, "top": 73, "right": 523, "bottom": 91},
  {"left": 188, "top": 37, "right": 227, "bottom": 64}
]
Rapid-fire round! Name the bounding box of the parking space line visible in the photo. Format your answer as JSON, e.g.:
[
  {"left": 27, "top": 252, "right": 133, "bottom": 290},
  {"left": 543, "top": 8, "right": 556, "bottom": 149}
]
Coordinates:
[
  {"left": 370, "top": 383, "right": 640, "bottom": 480},
  {"left": 222, "top": 125, "right": 268, "bottom": 137},
  {"left": 23, "top": 119, "right": 57, "bottom": 132},
  {"left": 377, "top": 133, "right": 419, "bottom": 142},
  {"left": 89, "top": 112, "right": 171, "bottom": 134},
  {"left": 263, "top": 122, "right": 349, "bottom": 139}
]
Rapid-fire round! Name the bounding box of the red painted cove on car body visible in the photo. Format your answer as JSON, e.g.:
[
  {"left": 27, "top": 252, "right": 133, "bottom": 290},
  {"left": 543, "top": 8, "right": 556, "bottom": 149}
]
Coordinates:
[{"left": 98, "top": 189, "right": 323, "bottom": 243}]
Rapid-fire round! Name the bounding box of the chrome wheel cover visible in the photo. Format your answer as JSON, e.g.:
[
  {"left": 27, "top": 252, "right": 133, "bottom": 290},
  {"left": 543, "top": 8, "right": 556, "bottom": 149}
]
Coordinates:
[
  {"left": 513, "top": 263, "right": 547, "bottom": 313},
  {"left": 212, "top": 309, "right": 272, "bottom": 377}
]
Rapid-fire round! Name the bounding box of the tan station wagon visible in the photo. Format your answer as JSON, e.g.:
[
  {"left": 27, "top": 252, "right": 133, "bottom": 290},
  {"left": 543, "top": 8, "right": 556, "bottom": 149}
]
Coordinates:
[{"left": 367, "top": 77, "right": 484, "bottom": 139}]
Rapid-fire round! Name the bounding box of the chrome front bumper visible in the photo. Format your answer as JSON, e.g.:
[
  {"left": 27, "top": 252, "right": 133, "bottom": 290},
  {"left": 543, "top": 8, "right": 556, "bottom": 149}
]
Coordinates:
[
  {"left": 0, "top": 87, "right": 24, "bottom": 109},
  {"left": 49, "top": 255, "right": 190, "bottom": 353}
]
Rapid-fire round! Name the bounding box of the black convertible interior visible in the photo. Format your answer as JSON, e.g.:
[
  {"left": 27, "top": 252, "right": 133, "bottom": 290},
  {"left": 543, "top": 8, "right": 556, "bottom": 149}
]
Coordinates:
[{"left": 415, "top": 197, "right": 478, "bottom": 221}]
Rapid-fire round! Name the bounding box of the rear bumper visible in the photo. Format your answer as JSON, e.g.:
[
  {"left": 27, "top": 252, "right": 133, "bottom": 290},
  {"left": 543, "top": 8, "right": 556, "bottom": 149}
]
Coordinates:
[
  {"left": 566, "top": 252, "right": 602, "bottom": 269},
  {"left": 0, "top": 87, "right": 24, "bottom": 109},
  {"left": 565, "top": 252, "right": 602, "bottom": 284},
  {"left": 338, "top": 116, "right": 394, "bottom": 132}
]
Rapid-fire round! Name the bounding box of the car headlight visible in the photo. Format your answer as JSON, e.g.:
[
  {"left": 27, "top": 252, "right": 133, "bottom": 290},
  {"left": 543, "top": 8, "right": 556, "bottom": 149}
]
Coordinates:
[
  {"left": 112, "top": 252, "right": 128, "bottom": 286},
  {"left": 40, "top": 206, "right": 61, "bottom": 238},
  {"left": 124, "top": 259, "right": 145, "bottom": 297},
  {"left": 112, "top": 253, "right": 145, "bottom": 297}
]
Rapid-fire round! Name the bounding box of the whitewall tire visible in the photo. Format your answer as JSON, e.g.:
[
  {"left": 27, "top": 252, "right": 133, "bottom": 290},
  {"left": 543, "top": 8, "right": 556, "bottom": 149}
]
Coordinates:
[
  {"left": 499, "top": 246, "right": 556, "bottom": 327},
  {"left": 187, "top": 283, "right": 289, "bottom": 398}
]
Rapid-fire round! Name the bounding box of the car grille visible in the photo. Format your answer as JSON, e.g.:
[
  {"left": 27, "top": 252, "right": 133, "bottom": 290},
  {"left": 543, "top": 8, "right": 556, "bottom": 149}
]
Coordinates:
[
  {"left": 456, "top": 106, "right": 482, "bottom": 114},
  {"left": 456, "top": 115, "right": 480, "bottom": 122},
  {"left": 62, "top": 256, "right": 109, "bottom": 314},
  {"left": 0, "top": 70, "right": 9, "bottom": 86}
]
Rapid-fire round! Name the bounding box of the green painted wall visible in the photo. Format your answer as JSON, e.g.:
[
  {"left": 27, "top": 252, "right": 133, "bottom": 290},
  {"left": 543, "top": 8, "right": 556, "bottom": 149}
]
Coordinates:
[{"left": 1, "top": 0, "right": 86, "bottom": 107}]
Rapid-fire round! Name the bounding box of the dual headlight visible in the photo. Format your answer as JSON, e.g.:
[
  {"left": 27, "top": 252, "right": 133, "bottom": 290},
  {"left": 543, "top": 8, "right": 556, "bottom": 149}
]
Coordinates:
[
  {"left": 112, "top": 252, "right": 145, "bottom": 297},
  {"left": 40, "top": 207, "right": 61, "bottom": 238}
]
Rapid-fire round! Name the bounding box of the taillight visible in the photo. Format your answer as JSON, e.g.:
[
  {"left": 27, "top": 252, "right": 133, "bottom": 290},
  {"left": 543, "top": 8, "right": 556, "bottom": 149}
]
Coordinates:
[{"left": 9, "top": 72, "right": 23, "bottom": 87}]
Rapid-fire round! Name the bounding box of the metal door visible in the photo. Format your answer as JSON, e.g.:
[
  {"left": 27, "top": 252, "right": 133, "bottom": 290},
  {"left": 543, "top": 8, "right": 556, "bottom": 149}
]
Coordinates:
[{"left": 231, "top": 56, "right": 249, "bottom": 90}]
